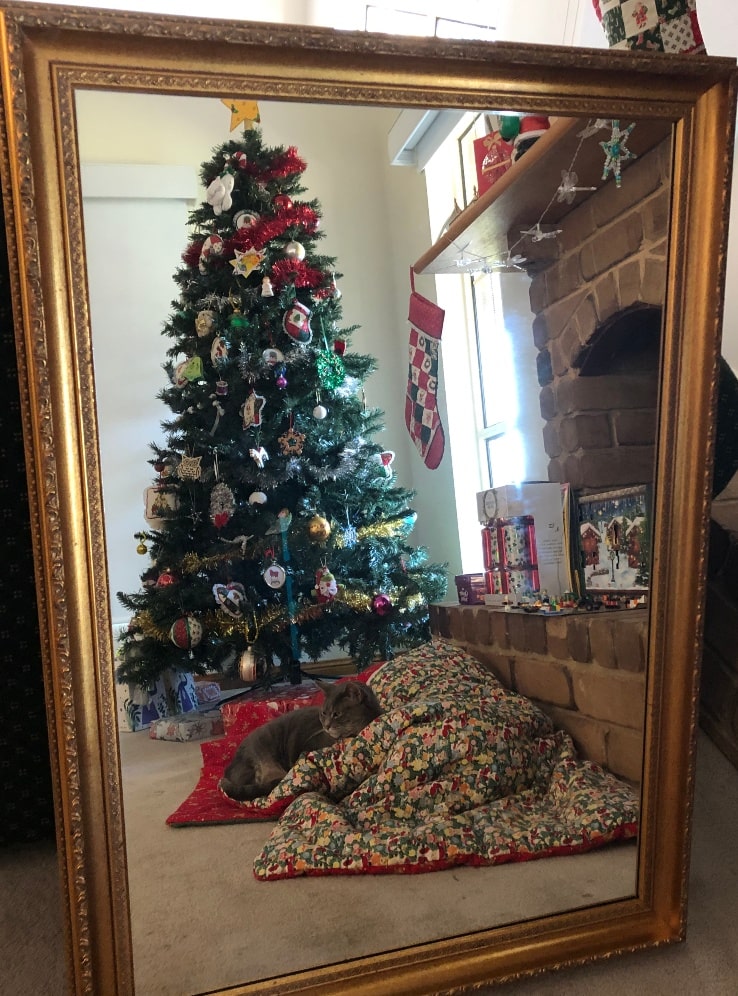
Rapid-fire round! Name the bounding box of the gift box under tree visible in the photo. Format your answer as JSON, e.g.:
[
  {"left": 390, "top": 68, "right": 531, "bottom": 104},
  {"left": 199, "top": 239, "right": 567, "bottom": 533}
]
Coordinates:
[{"left": 117, "top": 668, "right": 199, "bottom": 732}]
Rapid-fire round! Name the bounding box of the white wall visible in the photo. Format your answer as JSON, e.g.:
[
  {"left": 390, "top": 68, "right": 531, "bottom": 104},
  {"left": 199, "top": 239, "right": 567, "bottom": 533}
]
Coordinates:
[{"left": 76, "top": 92, "right": 462, "bottom": 610}]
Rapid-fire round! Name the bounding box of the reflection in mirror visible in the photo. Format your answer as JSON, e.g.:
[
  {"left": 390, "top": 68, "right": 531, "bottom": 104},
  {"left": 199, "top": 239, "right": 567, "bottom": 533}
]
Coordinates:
[{"left": 76, "top": 90, "right": 666, "bottom": 993}]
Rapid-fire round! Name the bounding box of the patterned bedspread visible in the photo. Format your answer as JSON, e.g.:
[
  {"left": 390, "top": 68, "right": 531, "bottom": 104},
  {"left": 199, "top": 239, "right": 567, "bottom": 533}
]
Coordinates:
[{"left": 226, "top": 641, "right": 639, "bottom": 880}]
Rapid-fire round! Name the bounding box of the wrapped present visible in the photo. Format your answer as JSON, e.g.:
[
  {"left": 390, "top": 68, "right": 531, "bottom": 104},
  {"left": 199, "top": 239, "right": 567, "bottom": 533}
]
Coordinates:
[
  {"left": 454, "top": 573, "right": 486, "bottom": 605},
  {"left": 117, "top": 669, "right": 199, "bottom": 732},
  {"left": 148, "top": 709, "right": 224, "bottom": 742},
  {"left": 195, "top": 680, "right": 221, "bottom": 705},
  {"left": 591, "top": 0, "right": 704, "bottom": 55},
  {"left": 221, "top": 681, "right": 324, "bottom": 736},
  {"left": 473, "top": 130, "right": 514, "bottom": 197}
]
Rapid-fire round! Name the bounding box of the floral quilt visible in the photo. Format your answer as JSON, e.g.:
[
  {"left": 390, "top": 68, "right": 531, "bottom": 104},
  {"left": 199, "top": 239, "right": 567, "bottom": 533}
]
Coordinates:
[{"left": 198, "top": 640, "right": 639, "bottom": 880}]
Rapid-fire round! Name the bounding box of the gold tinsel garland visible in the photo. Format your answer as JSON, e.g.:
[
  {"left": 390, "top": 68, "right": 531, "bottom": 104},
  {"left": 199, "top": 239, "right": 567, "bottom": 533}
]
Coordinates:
[{"left": 131, "top": 584, "right": 427, "bottom": 647}]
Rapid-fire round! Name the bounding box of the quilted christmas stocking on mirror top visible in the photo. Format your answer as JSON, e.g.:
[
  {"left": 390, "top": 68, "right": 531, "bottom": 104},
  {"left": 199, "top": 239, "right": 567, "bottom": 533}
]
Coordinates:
[{"left": 404, "top": 268, "right": 445, "bottom": 470}]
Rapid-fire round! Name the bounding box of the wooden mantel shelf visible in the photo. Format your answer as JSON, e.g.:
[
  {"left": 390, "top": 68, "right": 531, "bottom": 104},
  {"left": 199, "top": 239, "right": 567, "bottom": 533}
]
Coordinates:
[{"left": 414, "top": 115, "right": 673, "bottom": 276}]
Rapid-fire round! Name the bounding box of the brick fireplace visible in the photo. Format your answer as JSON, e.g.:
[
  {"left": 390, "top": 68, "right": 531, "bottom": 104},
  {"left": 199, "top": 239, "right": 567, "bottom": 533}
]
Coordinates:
[
  {"left": 530, "top": 137, "right": 670, "bottom": 491},
  {"left": 432, "top": 136, "right": 673, "bottom": 784}
]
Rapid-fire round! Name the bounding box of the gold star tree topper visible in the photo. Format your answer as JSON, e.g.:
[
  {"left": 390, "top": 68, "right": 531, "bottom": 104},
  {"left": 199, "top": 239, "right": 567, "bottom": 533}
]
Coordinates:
[{"left": 221, "top": 98, "right": 260, "bottom": 132}]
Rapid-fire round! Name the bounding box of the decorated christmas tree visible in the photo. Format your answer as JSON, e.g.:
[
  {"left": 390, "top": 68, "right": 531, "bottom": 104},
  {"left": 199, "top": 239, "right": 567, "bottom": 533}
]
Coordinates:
[{"left": 116, "top": 123, "right": 447, "bottom": 689}]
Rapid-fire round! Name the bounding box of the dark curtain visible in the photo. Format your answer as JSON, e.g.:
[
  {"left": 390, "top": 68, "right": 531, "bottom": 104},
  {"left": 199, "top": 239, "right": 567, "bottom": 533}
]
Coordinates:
[{"left": 0, "top": 209, "right": 55, "bottom": 844}]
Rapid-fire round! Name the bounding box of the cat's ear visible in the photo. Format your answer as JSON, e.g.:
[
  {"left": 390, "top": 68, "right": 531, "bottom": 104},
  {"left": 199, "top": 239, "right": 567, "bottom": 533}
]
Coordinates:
[{"left": 314, "top": 678, "right": 332, "bottom": 695}]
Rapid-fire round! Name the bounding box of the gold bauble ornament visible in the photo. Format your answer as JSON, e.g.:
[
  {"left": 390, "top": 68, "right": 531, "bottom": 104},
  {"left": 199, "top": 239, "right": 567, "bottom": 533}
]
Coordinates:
[{"left": 307, "top": 515, "right": 331, "bottom": 542}]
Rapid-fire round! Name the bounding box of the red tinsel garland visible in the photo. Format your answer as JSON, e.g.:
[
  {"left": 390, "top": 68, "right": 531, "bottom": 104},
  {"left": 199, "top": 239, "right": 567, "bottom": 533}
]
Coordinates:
[
  {"left": 269, "top": 258, "right": 325, "bottom": 291},
  {"left": 233, "top": 145, "right": 307, "bottom": 180},
  {"left": 233, "top": 205, "right": 319, "bottom": 251}
]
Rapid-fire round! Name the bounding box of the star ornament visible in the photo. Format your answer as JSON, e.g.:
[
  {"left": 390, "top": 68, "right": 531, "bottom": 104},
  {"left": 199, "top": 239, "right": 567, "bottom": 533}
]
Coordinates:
[
  {"left": 221, "top": 98, "right": 260, "bottom": 132},
  {"left": 600, "top": 120, "right": 636, "bottom": 189},
  {"left": 231, "top": 248, "right": 265, "bottom": 279}
]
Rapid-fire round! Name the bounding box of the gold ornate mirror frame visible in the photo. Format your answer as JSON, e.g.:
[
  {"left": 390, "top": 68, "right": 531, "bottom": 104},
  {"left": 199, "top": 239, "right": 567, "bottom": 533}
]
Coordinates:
[{"left": 0, "top": 4, "right": 735, "bottom": 994}]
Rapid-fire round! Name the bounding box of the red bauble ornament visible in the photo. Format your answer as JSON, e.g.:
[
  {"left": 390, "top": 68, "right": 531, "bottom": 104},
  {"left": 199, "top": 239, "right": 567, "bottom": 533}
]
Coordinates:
[
  {"left": 333, "top": 339, "right": 346, "bottom": 356},
  {"left": 273, "top": 194, "right": 293, "bottom": 210},
  {"left": 371, "top": 593, "right": 392, "bottom": 616},
  {"left": 156, "top": 571, "right": 177, "bottom": 587},
  {"left": 169, "top": 615, "right": 203, "bottom": 650}
]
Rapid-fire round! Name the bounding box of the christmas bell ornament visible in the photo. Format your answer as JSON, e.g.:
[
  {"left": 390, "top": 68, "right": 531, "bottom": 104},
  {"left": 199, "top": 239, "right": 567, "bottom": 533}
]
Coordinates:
[
  {"left": 284, "top": 240, "right": 305, "bottom": 260},
  {"left": 169, "top": 615, "right": 204, "bottom": 651},
  {"left": 371, "top": 593, "right": 392, "bottom": 617},
  {"left": 307, "top": 515, "right": 331, "bottom": 542}
]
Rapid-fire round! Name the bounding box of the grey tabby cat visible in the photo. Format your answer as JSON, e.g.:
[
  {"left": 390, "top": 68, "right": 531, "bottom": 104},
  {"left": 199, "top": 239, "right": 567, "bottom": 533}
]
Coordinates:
[{"left": 219, "top": 678, "right": 382, "bottom": 801}]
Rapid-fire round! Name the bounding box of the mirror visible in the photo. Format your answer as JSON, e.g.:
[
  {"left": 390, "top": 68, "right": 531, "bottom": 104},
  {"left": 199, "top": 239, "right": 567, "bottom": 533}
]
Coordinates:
[{"left": 0, "top": 6, "right": 735, "bottom": 995}]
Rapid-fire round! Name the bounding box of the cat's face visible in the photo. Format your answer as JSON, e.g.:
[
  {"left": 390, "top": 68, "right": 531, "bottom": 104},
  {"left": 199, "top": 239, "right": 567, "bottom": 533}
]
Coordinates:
[{"left": 317, "top": 679, "right": 380, "bottom": 740}]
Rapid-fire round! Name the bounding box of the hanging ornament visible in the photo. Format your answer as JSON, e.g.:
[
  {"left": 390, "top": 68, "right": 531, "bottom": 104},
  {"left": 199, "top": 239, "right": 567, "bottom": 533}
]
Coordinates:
[
  {"left": 556, "top": 169, "right": 597, "bottom": 204},
  {"left": 215, "top": 380, "right": 228, "bottom": 397},
  {"left": 262, "top": 347, "right": 284, "bottom": 367},
  {"left": 273, "top": 194, "right": 293, "bottom": 211},
  {"left": 275, "top": 364, "right": 288, "bottom": 389},
  {"left": 210, "top": 395, "right": 225, "bottom": 434},
  {"left": 377, "top": 450, "right": 395, "bottom": 477},
  {"left": 230, "top": 149, "right": 250, "bottom": 169},
  {"left": 333, "top": 339, "right": 346, "bottom": 356},
  {"left": 169, "top": 615, "right": 204, "bottom": 651},
  {"left": 600, "top": 120, "right": 636, "bottom": 188},
  {"left": 263, "top": 562, "right": 287, "bottom": 589},
  {"left": 199, "top": 233, "right": 224, "bottom": 273},
  {"left": 241, "top": 391, "right": 266, "bottom": 429},
  {"left": 134, "top": 532, "right": 148, "bottom": 555},
  {"left": 210, "top": 336, "right": 228, "bottom": 365},
  {"left": 282, "top": 301, "right": 312, "bottom": 344},
  {"left": 177, "top": 454, "right": 203, "bottom": 480},
  {"left": 329, "top": 274, "right": 342, "bottom": 300},
  {"left": 313, "top": 403, "right": 328, "bottom": 420},
  {"left": 239, "top": 647, "right": 264, "bottom": 683},
  {"left": 206, "top": 171, "right": 235, "bottom": 215},
  {"left": 316, "top": 349, "right": 345, "bottom": 390},
  {"left": 248, "top": 491, "right": 267, "bottom": 505},
  {"left": 144, "top": 485, "right": 178, "bottom": 528},
  {"left": 156, "top": 570, "right": 178, "bottom": 587},
  {"left": 195, "top": 309, "right": 216, "bottom": 338},
  {"left": 313, "top": 566, "right": 338, "bottom": 603},
  {"left": 233, "top": 209, "right": 260, "bottom": 229},
  {"left": 371, "top": 593, "right": 392, "bottom": 617},
  {"left": 209, "top": 481, "right": 235, "bottom": 528},
  {"left": 266, "top": 508, "right": 293, "bottom": 535},
  {"left": 249, "top": 445, "right": 269, "bottom": 469},
  {"left": 278, "top": 425, "right": 306, "bottom": 456},
  {"left": 212, "top": 582, "right": 247, "bottom": 618},
  {"left": 231, "top": 247, "right": 265, "bottom": 278},
  {"left": 342, "top": 511, "right": 357, "bottom": 549},
  {"left": 261, "top": 276, "right": 274, "bottom": 297},
  {"left": 284, "top": 240, "right": 305, "bottom": 260},
  {"left": 173, "top": 355, "right": 203, "bottom": 386},
  {"left": 307, "top": 515, "right": 331, "bottom": 542}
]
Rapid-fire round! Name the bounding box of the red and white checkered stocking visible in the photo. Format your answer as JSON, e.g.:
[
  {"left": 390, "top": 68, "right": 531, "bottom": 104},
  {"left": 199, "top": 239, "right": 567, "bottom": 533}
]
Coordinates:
[{"left": 404, "top": 269, "right": 445, "bottom": 470}]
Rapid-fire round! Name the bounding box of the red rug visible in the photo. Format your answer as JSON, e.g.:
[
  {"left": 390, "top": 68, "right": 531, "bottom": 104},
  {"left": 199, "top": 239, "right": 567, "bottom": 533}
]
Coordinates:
[{"left": 166, "top": 668, "right": 380, "bottom": 827}]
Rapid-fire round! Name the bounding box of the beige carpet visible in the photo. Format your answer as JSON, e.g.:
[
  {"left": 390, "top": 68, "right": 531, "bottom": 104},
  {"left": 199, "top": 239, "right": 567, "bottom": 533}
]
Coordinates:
[{"left": 2, "top": 732, "right": 736, "bottom": 995}]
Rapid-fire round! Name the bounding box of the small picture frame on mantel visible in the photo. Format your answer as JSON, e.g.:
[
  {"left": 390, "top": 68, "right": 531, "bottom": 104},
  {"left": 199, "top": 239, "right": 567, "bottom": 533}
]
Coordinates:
[{"left": 577, "top": 485, "right": 650, "bottom": 596}]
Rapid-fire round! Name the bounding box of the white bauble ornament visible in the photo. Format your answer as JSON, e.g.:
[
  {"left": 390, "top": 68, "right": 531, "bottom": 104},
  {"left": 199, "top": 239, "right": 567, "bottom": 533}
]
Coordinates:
[
  {"left": 284, "top": 240, "right": 306, "bottom": 260},
  {"left": 313, "top": 404, "right": 328, "bottom": 419},
  {"left": 248, "top": 491, "right": 267, "bottom": 505}
]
